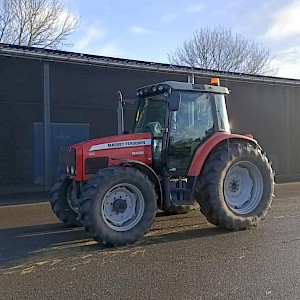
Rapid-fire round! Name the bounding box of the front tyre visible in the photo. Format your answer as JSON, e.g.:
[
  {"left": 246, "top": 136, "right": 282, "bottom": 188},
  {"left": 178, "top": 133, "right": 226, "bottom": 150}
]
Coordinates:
[
  {"left": 195, "top": 142, "right": 274, "bottom": 230},
  {"left": 49, "top": 171, "right": 81, "bottom": 227},
  {"left": 79, "top": 166, "right": 157, "bottom": 246}
]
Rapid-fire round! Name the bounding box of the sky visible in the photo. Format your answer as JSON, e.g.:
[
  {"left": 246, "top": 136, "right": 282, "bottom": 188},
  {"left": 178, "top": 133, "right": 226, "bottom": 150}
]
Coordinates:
[{"left": 64, "top": 0, "right": 300, "bottom": 79}]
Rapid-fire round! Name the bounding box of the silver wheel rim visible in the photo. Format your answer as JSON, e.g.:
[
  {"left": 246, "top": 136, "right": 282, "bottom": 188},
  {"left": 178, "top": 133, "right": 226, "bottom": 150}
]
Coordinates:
[
  {"left": 101, "top": 183, "right": 145, "bottom": 232},
  {"left": 224, "top": 161, "right": 263, "bottom": 214},
  {"left": 67, "top": 183, "right": 79, "bottom": 213}
]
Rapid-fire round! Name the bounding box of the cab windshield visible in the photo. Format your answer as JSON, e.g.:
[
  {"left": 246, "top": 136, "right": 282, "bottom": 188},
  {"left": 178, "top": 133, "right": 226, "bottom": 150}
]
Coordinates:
[{"left": 133, "top": 94, "right": 167, "bottom": 134}]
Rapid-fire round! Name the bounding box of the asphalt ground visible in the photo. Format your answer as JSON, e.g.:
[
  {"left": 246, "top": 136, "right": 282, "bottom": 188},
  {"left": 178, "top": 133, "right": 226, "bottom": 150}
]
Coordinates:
[{"left": 0, "top": 182, "right": 300, "bottom": 300}]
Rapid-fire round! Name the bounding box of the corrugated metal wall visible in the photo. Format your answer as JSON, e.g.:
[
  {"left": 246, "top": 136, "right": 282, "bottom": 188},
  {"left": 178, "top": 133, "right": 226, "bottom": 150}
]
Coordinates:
[
  {"left": 33, "top": 122, "right": 90, "bottom": 184},
  {"left": 0, "top": 56, "right": 43, "bottom": 183},
  {"left": 222, "top": 79, "right": 300, "bottom": 181},
  {"left": 0, "top": 54, "right": 300, "bottom": 186},
  {"left": 49, "top": 62, "right": 188, "bottom": 137}
]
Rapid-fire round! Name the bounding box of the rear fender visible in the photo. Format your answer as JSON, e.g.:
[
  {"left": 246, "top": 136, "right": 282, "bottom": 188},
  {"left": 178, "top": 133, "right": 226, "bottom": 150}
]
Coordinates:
[
  {"left": 113, "top": 158, "right": 163, "bottom": 208},
  {"left": 188, "top": 132, "right": 258, "bottom": 177}
]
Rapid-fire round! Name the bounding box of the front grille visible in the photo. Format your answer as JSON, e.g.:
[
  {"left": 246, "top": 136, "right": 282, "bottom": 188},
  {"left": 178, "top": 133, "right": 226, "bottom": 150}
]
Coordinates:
[{"left": 85, "top": 157, "right": 109, "bottom": 175}]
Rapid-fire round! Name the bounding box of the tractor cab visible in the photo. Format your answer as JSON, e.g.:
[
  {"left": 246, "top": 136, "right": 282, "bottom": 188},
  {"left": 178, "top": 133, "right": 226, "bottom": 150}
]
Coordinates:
[{"left": 133, "top": 79, "right": 231, "bottom": 175}]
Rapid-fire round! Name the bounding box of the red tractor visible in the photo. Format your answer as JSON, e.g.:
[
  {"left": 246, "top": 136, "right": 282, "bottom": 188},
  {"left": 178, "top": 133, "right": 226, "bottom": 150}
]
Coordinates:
[{"left": 50, "top": 78, "right": 274, "bottom": 246}]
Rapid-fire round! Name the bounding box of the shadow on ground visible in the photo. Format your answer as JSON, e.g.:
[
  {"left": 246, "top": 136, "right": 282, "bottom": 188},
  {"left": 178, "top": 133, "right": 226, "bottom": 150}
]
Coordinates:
[{"left": 0, "top": 218, "right": 229, "bottom": 269}]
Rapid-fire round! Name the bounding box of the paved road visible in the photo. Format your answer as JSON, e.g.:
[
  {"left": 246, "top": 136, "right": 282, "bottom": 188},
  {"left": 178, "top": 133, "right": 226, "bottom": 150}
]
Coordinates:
[{"left": 0, "top": 183, "right": 300, "bottom": 300}]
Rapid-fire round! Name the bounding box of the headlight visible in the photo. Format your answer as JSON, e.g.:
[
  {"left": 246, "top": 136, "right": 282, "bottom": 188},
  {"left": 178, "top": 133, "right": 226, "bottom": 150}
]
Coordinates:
[{"left": 70, "top": 166, "right": 75, "bottom": 174}]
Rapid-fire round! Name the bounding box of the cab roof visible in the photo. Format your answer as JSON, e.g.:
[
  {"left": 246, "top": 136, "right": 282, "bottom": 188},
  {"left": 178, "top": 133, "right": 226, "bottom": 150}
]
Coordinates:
[{"left": 137, "top": 80, "right": 230, "bottom": 96}]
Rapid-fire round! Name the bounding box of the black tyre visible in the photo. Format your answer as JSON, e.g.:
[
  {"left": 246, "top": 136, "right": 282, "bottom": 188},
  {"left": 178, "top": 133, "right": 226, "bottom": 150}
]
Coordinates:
[
  {"left": 79, "top": 166, "right": 157, "bottom": 247},
  {"left": 49, "top": 171, "right": 81, "bottom": 227},
  {"left": 195, "top": 142, "right": 274, "bottom": 230}
]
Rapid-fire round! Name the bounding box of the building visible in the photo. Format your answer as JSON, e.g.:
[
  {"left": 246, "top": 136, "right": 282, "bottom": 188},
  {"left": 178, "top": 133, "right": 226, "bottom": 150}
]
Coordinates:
[{"left": 1, "top": 43, "right": 300, "bottom": 193}]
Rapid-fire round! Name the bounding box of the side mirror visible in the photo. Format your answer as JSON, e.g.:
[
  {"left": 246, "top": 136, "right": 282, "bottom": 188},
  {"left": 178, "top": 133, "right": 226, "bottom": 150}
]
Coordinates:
[{"left": 169, "top": 92, "right": 181, "bottom": 111}]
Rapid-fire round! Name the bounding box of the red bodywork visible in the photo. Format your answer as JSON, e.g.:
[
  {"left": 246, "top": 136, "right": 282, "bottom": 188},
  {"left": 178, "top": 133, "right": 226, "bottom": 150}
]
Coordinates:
[
  {"left": 188, "top": 132, "right": 257, "bottom": 176},
  {"left": 70, "top": 133, "right": 152, "bottom": 182},
  {"left": 69, "top": 131, "right": 257, "bottom": 182}
]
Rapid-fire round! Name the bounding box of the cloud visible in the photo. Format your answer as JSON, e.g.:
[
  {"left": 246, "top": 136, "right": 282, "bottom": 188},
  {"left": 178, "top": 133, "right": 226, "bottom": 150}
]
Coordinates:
[
  {"left": 265, "top": 1, "right": 300, "bottom": 39},
  {"left": 186, "top": 4, "right": 204, "bottom": 13},
  {"left": 160, "top": 13, "right": 178, "bottom": 23},
  {"left": 75, "top": 22, "right": 107, "bottom": 52},
  {"left": 72, "top": 22, "right": 124, "bottom": 58},
  {"left": 95, "top": 42, "right": 124, "bottom": 57},
  {"left": 130, "top": 26, "right": 154, "bottom": 35},
  {"left": 56, "top": 8, "right": 78, "bottom": 26},
  {"left": 272, "top": 46, "right": 300, "bottom": 79}
]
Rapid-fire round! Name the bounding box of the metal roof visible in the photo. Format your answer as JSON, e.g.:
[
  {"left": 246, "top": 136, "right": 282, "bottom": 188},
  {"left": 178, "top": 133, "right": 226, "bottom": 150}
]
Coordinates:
[{"left": 1, "top": 43, "right": 300, "bottom": 86}]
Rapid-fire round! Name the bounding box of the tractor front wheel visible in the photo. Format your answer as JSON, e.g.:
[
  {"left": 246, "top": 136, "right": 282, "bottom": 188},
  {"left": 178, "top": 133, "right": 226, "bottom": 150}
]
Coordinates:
[
  {"left": 49, "top": 171, "right": 81, "bottom": 227},
  {"left": 195, "top": 142, "right": 274, "bottom": 230},
  {"left": 79, "top": 166, "right": 157, "bottom": 246}
]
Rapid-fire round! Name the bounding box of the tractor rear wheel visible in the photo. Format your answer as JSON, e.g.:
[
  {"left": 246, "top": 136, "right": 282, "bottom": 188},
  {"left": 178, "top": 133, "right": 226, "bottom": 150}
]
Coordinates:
[
  {"left": 195, "top": 142, "right": 274, "bottom": 230},
  {"left": 79, "top": 166, "right": 157, "bottom": 246},
  {"left": 49, "top": 171, "right": 81, "bottom": 227}
]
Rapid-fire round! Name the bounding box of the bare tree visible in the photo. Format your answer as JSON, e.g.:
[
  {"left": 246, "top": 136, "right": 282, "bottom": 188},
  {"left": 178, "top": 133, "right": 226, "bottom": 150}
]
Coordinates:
[
  {"left": 168, "top": 26, "right": 277, "bottom": 76},
  {"left": 0, "top": 0, "right": 79, "bottom": 49}
]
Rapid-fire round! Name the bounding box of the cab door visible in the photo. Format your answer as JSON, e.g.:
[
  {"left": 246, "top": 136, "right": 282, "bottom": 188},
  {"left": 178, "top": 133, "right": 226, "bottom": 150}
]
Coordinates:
[{"left": 167, "top": 91, "right": 214, "bottom": 175}]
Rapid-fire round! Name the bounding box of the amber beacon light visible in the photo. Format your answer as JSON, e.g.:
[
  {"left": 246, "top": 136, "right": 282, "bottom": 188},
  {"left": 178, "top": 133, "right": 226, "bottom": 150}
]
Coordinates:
[{"left": 210, "top": 77, "right": 220, "bottom": 86}]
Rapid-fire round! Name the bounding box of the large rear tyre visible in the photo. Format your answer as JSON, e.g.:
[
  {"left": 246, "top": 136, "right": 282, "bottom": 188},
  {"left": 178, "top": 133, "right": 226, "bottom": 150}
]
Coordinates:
[
  {"left": 49, "top": 171, "right": 81, "bottom": 227},
  {"left": 79, "top": 166, "right": 157, "bottom": 247},
  {"left": 195, "top": 142, "right": 274, "bottom": 230}
]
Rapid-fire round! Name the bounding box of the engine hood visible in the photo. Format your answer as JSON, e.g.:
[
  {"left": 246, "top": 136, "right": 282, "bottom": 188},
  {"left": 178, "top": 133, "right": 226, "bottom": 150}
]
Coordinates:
[
  {"left": 71, "top": 132, "right": 152, "bottom": 152},
  {"left": 69, "top": 133, "right": 153, "bottom": 181}
]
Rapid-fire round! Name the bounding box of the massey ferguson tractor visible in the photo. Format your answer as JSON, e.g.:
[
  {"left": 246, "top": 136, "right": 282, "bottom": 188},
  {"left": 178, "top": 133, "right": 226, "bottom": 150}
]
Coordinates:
[{"left": 49, "top": 78, "right": 274, "bottom": 247}]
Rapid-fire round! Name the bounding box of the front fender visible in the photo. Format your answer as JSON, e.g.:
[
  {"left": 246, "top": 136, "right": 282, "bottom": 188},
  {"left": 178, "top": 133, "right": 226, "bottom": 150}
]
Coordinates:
[
  {"left": 188, "top": 132, "right": 258, "bottom": 177},
  {"left": 113, "top": 158, "right": 163, "bottom": 208}
]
